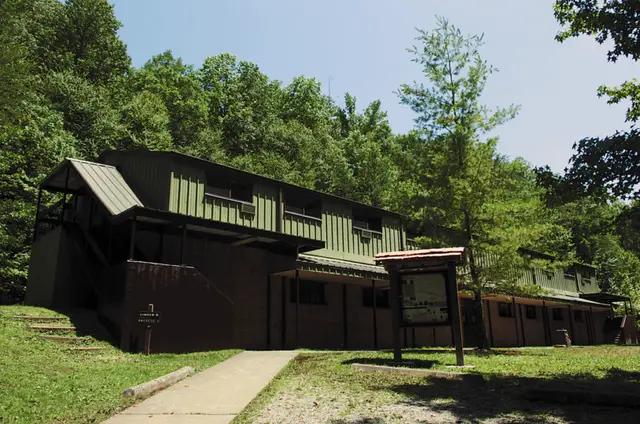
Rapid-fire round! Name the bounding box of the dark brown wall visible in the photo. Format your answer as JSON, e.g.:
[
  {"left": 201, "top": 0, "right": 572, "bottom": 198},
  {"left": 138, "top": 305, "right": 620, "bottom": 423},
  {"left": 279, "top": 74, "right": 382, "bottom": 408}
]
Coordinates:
[{"left": 121, "top": 261, "right": 234, "bottom": 353}]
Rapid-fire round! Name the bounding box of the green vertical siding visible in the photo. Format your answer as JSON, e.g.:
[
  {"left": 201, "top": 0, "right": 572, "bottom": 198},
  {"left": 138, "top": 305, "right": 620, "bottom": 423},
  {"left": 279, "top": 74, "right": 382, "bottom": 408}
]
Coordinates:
[
  {"left": 103, "top": 154, "right": 171, "bottom": 209},
  {"left": 169, "top": 164, "right": 277, "bottom": 231},
  {"left": 533, "top": 268, "right": 579, "bottom": 295},
  {"left": 283, "top": 213, "right": 323, "bottom": 241}
]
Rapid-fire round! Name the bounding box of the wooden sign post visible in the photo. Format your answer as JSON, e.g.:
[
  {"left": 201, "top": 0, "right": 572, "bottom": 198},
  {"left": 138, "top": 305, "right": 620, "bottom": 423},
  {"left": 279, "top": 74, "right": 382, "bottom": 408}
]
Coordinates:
[
  {"left": 138, "top": 303, "right": 161, "bottom": 355},
  {"left": 376, "top": 248, "right": 466, "bottom": 366}
]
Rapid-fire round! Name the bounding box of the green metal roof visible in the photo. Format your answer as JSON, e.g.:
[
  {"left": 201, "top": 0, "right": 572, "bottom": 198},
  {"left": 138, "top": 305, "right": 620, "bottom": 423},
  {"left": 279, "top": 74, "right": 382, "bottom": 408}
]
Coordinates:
[{"left": 40, "top": 158, "right": 143, "bottom": 216}]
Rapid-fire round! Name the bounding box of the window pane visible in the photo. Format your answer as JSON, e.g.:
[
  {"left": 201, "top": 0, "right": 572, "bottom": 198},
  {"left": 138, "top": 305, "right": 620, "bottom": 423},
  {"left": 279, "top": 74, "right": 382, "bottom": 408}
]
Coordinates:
[
  {"left": 498, "top": 302, "right": 514, "bottom": 318},
  {"left": 526, "top": 305, "right": 537, "bottom": 320},
  {"left": 290, "top": 280, "right": 325, "bottom": 305},
  {"left": 552, "top": 308, "right": 563, "bottom": 321},
  {"left": 353, "top": 219, "right": 369, "bottom": 229},
  {"left": 230, "top": 182, "right": 252, "bottom": 203}
]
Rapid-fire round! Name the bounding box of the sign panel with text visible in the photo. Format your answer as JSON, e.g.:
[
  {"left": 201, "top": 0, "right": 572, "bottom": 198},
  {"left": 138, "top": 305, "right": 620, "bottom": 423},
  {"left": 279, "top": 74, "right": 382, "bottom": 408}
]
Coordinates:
[{"left": 400, "top": 272, "right": 450, "bottom": 326}]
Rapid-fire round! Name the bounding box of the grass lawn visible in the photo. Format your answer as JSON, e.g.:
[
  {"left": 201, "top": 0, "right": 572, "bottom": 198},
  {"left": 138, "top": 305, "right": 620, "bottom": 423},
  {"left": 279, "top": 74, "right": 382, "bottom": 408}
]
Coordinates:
[
  {"left": 234, "top": 347, "right": 640, "bottom": 424},
  {"left": 0, "top": 305, "right": 239, "bottom": 424}
]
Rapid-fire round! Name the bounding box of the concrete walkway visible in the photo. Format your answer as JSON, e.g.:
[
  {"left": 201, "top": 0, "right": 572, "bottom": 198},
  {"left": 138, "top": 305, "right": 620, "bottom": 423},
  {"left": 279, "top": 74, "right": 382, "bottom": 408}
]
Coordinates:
[{"left": 103, "top": 350, "right": 297, "bottom": 424}]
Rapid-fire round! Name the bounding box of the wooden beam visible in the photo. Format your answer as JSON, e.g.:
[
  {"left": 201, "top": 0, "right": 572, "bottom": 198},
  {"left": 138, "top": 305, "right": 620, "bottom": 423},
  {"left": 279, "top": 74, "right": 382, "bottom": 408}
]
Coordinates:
[{"left": 447, "top": 262, "right": 464, "bottom": 366}]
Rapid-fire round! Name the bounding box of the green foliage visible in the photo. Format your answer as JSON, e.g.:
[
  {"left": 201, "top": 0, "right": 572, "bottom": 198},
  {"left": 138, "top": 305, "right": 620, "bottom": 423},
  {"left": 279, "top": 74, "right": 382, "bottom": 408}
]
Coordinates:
[
  {"left": 398, "top": 18, "right": 547, "bottom": 293},
  {"left": 555, "top": 1, "right": 640, "bottom": 198}
]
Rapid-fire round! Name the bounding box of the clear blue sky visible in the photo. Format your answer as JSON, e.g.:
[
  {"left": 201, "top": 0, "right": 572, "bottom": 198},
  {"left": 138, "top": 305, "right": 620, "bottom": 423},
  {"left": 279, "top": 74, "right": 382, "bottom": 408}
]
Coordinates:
[{"left": 111, "top": 0, "right": 636, "bottom": 173}]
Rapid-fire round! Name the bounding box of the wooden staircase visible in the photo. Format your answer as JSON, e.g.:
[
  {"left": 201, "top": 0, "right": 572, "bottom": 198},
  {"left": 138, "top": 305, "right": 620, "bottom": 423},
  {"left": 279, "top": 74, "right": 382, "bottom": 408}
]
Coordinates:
[{"left": 13, "top": 314, "right": 107, "bottom": 352}]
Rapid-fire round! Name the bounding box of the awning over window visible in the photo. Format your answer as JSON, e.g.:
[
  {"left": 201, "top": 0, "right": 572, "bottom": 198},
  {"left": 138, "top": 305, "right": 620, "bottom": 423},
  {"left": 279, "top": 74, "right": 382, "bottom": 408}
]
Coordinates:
[
  {"left": 547, "top": 294, "right": 610, "bottom": 308},
  {"left": 40, "top": 158, "right": 143, "bottom": 216},
  {"left": 298, "top": 254, "right": 389, "bottom": 280},
  {"left": 580, "top": 292, "right": 630, "bottom": 304}
]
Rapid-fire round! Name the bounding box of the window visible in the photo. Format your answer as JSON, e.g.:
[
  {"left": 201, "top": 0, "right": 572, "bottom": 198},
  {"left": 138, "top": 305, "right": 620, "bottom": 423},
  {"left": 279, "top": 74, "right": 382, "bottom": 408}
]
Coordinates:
[
  {"left": 290, "top": 280, "right": 325, "bottom": 305},
  {"left": 284, "top": 197, "right": 321, "bottom": 219},
  {"left": 353, "top": 216, "right": 382, "bottom": 233},
  {"left": 362, "top": 287, "right": 390, "bottom": 308},
  {"left": 498, "top": 302, "right": 514, "bottom": 318},
  {"left": 564, "top": 267, "right": 576, "bottom": 280},
  {"left": 552, "top": 308, "right": 564, "bottom": 321},
  {"left": 525, "top": 305, "right": 537, "bottom": 320},
  {"left": 573, "top": 310, "right": 584, "bottom": 322},
  {"left": 205, "top": 176, "right": 252, "bottom": 203},
  {"left": 581, "top": 269, "right": 595, "bottom": 285}
]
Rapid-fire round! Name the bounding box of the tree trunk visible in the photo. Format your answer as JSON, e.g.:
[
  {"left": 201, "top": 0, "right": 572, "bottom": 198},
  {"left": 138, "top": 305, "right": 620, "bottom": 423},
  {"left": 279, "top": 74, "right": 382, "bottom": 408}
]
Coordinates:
[{"left": 463, "top": 210, "right": 489, "bottom": 349}]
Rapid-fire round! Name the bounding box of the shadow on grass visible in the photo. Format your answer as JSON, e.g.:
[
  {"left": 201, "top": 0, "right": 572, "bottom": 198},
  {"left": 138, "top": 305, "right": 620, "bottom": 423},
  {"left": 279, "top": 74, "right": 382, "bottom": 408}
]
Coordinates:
[
  {"left": 381, "top": 371, "right": 640, "bottom": 424},
  {"left": 329, "top": 419, "right": 384, "bottom": 424},
  {"left": 341, "top": 357, "right": 440, "bottom": 369},
  {"left": 397, "top": 348, "right": 548, "bottom": 357}
]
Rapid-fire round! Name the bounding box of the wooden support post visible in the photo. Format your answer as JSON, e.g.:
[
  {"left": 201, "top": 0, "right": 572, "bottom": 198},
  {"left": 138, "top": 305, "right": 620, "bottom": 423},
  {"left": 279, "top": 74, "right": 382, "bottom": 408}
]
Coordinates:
[
  {"left": 567, "top": 305, "right": 575, "bottom": 343},
  {"left": 343, "top": 284, "right": 348, "bottom": 349},
  {"left": 180, "top": 225, "right": 187, "bottom": 264},
  {"left": 266, "top": 275, "right": 272, "bottom": 350},
  {"left": 372, "top": 280, "right": 378, "bottom": 350},
  {"left": 32, "top": 188, "right": 42, "bottom": 243},
  {"left": 295, "top": 269, "right": 300, "bottom": 348},
  {"left": 486, "top": 299, "right": 494, "bottom": 348},
  {"left": 281, "top": 276, "right": 287, "bottom": 349},
  {"left": 60, "top": 166, "right": 70, "bottom": 224},
  {"left": 447, "top": 262, "right": 464, "bottom": 366},
  {"left": 518, "top": 303, "right": 527, "bottom": 347},
  {"left": 542, "top": 301, "right": 551, "bottom": 346},
  {"left": 404, "top": 328, "right": 408, "bottom": 348},
  {"left": 412, "top": 328, "right": 416, "bottom": 348},
  {"left": 128, "top": 220, "right": 136, "bottom": 260},
  {"left": 589, "top": 306, "right": 594, "bottom": 345},
  {"left": 389, "top": 267, "right": 402, "bottom": 362},
  {"left": 512, "top": 297, "right": 520, "bottom": 346},
  {"left": 108, "top": 222, "right": 113, "bottom": 263}
]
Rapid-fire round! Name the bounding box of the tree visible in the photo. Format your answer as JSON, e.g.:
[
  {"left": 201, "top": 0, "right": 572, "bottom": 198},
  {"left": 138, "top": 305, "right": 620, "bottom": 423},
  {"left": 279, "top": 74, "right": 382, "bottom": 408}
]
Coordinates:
[
  {"left": 133, "top": 51, "right": 208, "bottom": 150},
  {"left": 555, "top": 1, "right": 640, "bottom": 197},
  {"left": 398, "top": 18, "right": 551, "bottom": 348}
]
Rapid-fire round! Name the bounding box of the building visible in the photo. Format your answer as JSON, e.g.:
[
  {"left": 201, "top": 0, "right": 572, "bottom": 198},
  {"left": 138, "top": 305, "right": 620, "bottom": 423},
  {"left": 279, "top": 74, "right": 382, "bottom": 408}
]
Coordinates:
[{"left": 26, "top": 151, "right": 636, "bottom": 352}]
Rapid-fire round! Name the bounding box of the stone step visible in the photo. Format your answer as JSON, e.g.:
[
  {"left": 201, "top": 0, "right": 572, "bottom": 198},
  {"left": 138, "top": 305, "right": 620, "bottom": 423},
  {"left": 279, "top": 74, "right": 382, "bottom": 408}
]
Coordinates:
[
  {"left": 41, "top": 335, "right": 90, "bottom": 343},
  {"left": 13, "top": 316, "right": 67, "bottom": 322},
  {"left": 70, "top": 346, "right": 105, "bottom": 352},
  {"left": 29, "top": 325, "right": 76, "bottom": 332}
]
